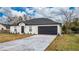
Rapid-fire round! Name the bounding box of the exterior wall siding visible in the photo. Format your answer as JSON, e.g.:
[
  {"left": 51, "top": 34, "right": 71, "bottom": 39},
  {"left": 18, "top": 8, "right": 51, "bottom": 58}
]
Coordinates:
[
  {"left": 24, "top": 26, "right": 29, "bottom": 34},
  {"left": 10, "top": 26, "right": 16, "bottom": 33},
  {"left": 31, "top": 26, "right": 38, "bottom": 34},
  {"left": 24, "top": 26, "right": 38, "bottom": 34},
  {"left": 16, "top": 26, "right": 21, "bottom": 34},
  {"left": 57, "top": 25, "right": 61, "bottom": 35}
]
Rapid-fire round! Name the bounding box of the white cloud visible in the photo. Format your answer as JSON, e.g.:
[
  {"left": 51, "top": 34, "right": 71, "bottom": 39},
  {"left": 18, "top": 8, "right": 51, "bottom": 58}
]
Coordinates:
[
  {"left": 11, "top": 10, "right": 25, "bottom": 17},
  {"left": 0, "top": 7, "right": 13, "bottom": 16},
  {"left": 0, "top": 7, "right": 27, "bottom": 17},
  {"left": 0, "top": 7, "right": 79, "bottom": 24}
]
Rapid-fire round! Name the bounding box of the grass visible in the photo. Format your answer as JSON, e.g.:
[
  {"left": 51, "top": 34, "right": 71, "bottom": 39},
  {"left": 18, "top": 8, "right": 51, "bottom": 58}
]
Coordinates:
[
  {"left": 46, "top": 34, "right": 79, "bottom": 51},
  {"left": 0, "top": 33, "right": 32, "bottom": 43}
]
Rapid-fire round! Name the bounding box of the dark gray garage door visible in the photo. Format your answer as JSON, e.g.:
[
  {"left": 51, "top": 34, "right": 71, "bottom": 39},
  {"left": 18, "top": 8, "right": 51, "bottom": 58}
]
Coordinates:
[{"left": 38, "top": 26, "right": 57, "bottom": 35}]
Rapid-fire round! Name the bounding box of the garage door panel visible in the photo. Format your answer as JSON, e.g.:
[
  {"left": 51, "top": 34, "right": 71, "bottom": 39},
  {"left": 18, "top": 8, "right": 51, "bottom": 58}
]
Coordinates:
[{"left": 38, "top": 26, "right": 57, "bottom": 35}]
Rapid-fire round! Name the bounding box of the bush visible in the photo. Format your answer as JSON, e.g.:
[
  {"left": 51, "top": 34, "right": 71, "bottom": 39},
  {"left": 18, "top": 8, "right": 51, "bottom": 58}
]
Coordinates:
[
  {"left": 71, "top": 27, "right": 79, "bottom": 34},
  {"left": 0, "top": 30, "right": 10, "bottom": 33}
]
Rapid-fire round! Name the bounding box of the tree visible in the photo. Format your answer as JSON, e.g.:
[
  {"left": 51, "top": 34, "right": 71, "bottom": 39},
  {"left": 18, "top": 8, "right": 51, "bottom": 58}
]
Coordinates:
[
  {"left": 71, "top": 18, "right": 79, "bottom": 33},
  {"left": 58, "top": 8, "right": 77, "bottom": 34}
]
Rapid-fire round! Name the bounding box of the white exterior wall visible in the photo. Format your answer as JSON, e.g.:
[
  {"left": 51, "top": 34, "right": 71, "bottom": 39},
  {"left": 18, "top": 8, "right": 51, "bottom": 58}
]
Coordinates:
[
  {"left": 24, "top": 26, "right": 38, "bottom": 34},
  {"left": 10, "top": 26, "right": 16, "bottom": 33},
  {"left": 17, "top": 22, "right": 38, "bottom": 34},
  {"left": 10, "top": 26, "right": 14, "bottom": 33},
  {"left": 16, "top": 26, "right": 21, "bottom": 34},
  {"left": 10, "top": 26, "right": 22, "bottom": 34},
  {"left": 24, "top": 26, "right": 29, "bottom": 34},
  {"left": 31, "top": 26, "right": 38, "bottom": 34},
  {"left": 57, "top": 25, "right": 61, "bottom": 35}
]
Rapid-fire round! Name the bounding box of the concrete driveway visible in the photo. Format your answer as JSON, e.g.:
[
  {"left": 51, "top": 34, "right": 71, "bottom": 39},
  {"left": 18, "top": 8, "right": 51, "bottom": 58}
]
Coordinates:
[{"left": 0, "top": 35, "right": 56, "bottom": 51}]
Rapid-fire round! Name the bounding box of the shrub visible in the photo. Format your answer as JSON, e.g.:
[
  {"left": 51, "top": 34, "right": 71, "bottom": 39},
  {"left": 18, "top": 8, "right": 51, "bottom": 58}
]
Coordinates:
[{"left": 0, "top": 30, "right": 10, "bottom": 33}]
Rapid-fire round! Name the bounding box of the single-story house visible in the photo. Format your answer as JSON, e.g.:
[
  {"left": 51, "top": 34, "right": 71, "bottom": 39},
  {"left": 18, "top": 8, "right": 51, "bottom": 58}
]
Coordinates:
[
  {"left": 0, "top": 23, "right": 7, "bottom": 31},
  {"left": 10, "top": 18, "right": 61, "bottom": 35},
  {"left": 0, "top": 23, "right": 11, "bottom": 33}
]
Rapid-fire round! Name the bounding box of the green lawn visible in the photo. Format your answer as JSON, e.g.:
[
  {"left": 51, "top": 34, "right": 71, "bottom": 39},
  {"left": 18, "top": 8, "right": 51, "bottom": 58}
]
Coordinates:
[
  {"left": 46, "top": 34, "right": 79, "bottom": 51},
  {"left": 0, "top": 33, "right": 32, "bottom": 43}
]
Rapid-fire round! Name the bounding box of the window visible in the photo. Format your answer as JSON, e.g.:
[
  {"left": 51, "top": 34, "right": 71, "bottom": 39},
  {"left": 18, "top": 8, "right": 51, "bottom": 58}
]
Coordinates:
[
  {"left": 1, "top": 28, "right": 4, "bottom": 30},
  {"left": 29, "top": 26, "right": 32, "bottom": 32},
  {"left": 14, "top": 29, "right": 17, "bottom": 33}
]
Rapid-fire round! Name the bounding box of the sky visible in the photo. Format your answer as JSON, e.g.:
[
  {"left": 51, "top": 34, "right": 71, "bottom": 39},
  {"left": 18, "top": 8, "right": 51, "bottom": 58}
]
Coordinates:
[
  {"left": 0, "top": 7, "right": 37, "bottom": 17},
  {"left": 0, "top": 7, "right": 75, "bottom": 17},
  {"left": 0, "top": 7, "right": 79, "bottom": 23}
]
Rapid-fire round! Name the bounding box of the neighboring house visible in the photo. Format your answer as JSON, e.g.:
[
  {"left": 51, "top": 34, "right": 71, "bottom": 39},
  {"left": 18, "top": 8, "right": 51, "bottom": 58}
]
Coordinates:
[
  {"left": 10, "top": 18, "right": 61, "bottom": 35},
  {"left": 0, "top": 23, "right": 10, "bottom": 32},
  {"left": 0, "top": 23, "right": 7, "bottom": 31}
]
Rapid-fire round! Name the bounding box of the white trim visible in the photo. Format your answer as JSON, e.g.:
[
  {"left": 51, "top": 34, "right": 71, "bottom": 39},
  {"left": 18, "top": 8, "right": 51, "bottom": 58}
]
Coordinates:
[{"left": 19, "top": 22, "right": 25, "bottom": 26}]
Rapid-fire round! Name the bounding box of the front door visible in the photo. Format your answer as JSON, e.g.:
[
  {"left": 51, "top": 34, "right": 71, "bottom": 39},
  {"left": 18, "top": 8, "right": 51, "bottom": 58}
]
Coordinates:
[{"left": 21, "top": 26, "right": 24, "bottom": 33}]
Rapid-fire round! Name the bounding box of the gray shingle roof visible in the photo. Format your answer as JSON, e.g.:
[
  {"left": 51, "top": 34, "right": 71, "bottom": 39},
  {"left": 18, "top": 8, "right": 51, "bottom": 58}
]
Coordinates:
[{"left": 18, "top": 18, "right": 61, "bottom": 25}]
